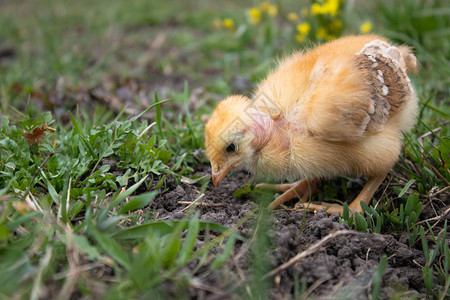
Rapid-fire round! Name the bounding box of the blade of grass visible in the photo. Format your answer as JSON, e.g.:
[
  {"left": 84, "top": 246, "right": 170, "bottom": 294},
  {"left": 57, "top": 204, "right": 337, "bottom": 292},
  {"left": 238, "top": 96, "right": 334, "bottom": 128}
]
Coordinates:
[
  {"left": 398, "top": 179, "right": 416, "bottom": 197},
  {"left": 88, "top": 221, "right": 131, "bottom": 270},
  {"left": 154, "top": 92, "right": 164, "bottom": 138},
  {"left": 118, "top": 190, "right": 159, "bottom": 214},
  {"left": 69, "top": 112, "right": 97, "bottom": 159},
  {"left": 109, "top": 175, "right": 148, "bottom": 208},
  {"left": 371, "top": 255, "right": 388, "bottom": 300},
  {"left": 128, "top": 97, "right": 173, "bottom": 122},
  {"left": 177, "top": 212, "right": 200, "bottom": 264},
  {"left": 211, "top": 232, "right": 236, "bottom": 269}
]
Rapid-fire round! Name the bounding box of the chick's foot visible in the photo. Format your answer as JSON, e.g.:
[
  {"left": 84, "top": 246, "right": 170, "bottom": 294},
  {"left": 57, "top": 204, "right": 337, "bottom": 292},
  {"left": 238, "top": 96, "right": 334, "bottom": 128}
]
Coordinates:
[
  {"left": 256, "top": 179, "right": 319, "bottom": 210},
  {"left": 294, "top": 174, "right": 387, "bottom": 215}
]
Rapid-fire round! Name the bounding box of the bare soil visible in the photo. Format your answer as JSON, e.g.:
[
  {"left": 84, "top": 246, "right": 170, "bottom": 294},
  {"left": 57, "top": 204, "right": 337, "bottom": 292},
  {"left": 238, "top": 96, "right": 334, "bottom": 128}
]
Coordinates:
[{"left": 148, "top": 165, "right": 448, "bottom": 299}]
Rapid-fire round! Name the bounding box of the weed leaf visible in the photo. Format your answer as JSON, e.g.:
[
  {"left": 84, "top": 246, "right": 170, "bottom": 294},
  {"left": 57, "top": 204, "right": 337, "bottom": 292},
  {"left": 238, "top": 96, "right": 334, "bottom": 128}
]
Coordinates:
[{"left": 118, "top": 190, "right": 159, "bottom": 214}]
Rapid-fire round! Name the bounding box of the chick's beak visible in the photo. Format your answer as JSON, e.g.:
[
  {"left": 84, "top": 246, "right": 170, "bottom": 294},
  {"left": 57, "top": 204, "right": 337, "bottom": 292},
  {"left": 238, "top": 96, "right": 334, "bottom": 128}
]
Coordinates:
[{"left": 211, "top": 161, "right": 234, "bottom": 187}]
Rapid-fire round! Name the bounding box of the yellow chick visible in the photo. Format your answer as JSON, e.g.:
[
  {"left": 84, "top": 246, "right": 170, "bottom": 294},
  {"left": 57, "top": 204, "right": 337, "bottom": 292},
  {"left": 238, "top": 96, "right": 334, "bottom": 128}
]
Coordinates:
[{"left": 205, "top": 35, "right": 417, "bottom": 214}]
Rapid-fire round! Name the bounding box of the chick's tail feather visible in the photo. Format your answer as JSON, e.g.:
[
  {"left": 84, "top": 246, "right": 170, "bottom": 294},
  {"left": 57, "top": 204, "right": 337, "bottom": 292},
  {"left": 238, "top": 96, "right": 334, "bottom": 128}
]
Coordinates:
[{"left": 397, "top": 45, "right": 418, "bottom": 73}]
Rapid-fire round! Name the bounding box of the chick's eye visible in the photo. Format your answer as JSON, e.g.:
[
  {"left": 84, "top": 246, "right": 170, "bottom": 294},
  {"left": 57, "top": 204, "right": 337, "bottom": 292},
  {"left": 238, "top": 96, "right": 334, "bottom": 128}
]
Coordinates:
[{"left": 226, "top": 143, "right": 236, "bottom": 153}]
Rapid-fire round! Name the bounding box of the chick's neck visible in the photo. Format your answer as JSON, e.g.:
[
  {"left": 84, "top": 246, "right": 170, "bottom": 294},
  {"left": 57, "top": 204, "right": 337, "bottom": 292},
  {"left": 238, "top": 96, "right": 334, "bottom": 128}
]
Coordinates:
[{"left": 250, "top": 114, "right": 291, "bottom": 180}]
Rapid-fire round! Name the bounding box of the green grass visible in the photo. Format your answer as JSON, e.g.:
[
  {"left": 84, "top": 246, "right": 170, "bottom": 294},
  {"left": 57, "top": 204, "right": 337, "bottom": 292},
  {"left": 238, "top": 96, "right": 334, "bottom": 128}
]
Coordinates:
[{"left": 0, "top": 0, "right": 449, "bottom": 298}]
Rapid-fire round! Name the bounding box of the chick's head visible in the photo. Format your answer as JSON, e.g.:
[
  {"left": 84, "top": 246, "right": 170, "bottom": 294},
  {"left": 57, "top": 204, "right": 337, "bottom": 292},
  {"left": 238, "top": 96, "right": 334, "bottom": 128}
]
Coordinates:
[{"left": 205, "top": 95, "right": 257, "bottom": 186}]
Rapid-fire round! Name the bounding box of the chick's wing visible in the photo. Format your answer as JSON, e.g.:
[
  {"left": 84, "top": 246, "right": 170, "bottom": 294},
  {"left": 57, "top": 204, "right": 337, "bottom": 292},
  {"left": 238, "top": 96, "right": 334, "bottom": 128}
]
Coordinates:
[{"left": 295, "top": 40, "right": 414, "bottom": 143}]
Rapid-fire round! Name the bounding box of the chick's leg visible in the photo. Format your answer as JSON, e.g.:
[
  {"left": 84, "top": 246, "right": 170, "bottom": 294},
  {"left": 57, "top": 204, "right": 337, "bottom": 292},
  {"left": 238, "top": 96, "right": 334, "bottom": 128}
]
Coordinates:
[
  {"left": 256, "top": 179, "right": 319, "bottom": 210},
  {"left": 296, "top": 174, "right": 387, "bottom": 215}
]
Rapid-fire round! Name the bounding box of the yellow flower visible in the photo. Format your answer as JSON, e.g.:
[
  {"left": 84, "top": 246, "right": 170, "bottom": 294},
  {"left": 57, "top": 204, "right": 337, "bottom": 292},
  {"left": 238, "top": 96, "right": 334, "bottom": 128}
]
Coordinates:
[
  {"left": 297, "top": 23, "right": 311, "bottom": 35},
  {"left": 329, "top": 20, "right": 343, "bottom": 32},
  {"left": 287, "top": 12, "right": 299, "bottom": 22},
  {"left": 267, "top": 5, "right": 278, "bottom": 17},
  {"left": 296, "top": 33, "right": 306, "bottom": 43},
  {"left": 311, "top": 0, "right": 340, "bottom": 16},
  {"left": 247, "top": 8, "right": 261, "bottom": 25},
  {"left": 360, "top": 21, "right": 372, "bottom": 33},
  {"left": 260, "top": 2, "right": 278, "bottom": 16},
  {"left": 325, "top": 0, "right": 340, "bottom": 16},
  {"left": 311, "top": 3, "right": 323, "bottom": 15},
  {"left": 316, "top": 27, "right": 328, "bottom": 39},
  {"left": 260, "top": 1, "right": 270, "bottom": 12},
  {"left": 223, "top": 18, "right": 235, "bottom": 30}
]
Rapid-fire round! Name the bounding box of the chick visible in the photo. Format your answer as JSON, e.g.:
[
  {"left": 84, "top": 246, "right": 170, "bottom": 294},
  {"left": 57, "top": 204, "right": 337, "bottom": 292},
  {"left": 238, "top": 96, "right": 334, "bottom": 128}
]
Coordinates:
[{"left": 205, "top": 35, "right": 417, "bottom": 215}]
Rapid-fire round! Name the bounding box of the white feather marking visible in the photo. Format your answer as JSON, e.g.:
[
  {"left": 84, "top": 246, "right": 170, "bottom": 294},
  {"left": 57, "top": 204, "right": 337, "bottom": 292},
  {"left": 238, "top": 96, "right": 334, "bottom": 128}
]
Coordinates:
[
  {"left": 377, "top": 71, "right": 384, "bottom": 84},
  {"left": 382, "top": 85, "right": 389, "bottom": 96},
  {"left": 368, "top": 101, "right": 375, "bottom": 114},
  {"left": 367, "top": 55, "right": 377, "bottom": 62},
  {"left": 360, "top": 113, "right": 371, "bottom": 133}
]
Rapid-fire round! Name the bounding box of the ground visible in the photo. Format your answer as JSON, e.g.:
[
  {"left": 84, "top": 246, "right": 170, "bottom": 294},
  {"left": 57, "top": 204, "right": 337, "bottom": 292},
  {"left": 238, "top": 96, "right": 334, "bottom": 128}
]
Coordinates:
[{"left": 147, "top": 166, "right": 447, "bottom": 299}]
